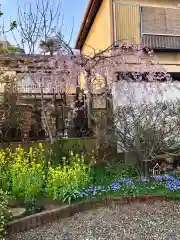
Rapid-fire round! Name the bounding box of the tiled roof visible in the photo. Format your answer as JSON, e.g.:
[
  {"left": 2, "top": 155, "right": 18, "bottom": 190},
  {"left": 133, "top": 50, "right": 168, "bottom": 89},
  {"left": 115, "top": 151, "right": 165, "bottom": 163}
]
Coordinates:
[{"left": 142, "top": 34, "right": 180, "bottom": 50}]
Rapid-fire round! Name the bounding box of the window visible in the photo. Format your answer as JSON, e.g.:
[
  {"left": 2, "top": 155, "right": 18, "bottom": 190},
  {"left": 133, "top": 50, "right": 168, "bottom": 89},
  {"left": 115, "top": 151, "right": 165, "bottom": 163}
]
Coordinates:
[
  {"left": 113, "top": 3, "right": 141, "bottom": 44},
  {"left": 142, "top": 7, "right": 180, "bottom": 36}
]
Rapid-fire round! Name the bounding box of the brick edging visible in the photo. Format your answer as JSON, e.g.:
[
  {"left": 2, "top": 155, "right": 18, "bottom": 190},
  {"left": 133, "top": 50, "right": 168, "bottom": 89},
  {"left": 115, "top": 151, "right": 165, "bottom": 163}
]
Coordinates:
[{"left": 6, "top": 195, "right": 170, "bottom": 235}]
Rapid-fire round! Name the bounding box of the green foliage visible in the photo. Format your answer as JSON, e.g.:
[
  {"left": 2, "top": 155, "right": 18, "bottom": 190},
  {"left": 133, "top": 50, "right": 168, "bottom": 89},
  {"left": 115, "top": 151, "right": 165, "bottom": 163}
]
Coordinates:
[
  {"left": 50, "top": 139, "right": 94, "bottom": 168},
  {"left": 0, "top": 149, "right": 11, "bottom": 191},
  {"left": 0, "top": 45, "right": 20, "bottom": 54},
  {"left": 10, "top": 160, "right": 45, "bottom": 202},
  {"left": 0, "top": 144, "right": 46, "bottom": 203},
  {"left": 7, "top": 46, "right": 20, "bottom": 53},
  {"left": 0, "top": 189, "right": 11, "bottom": 239},
  {"left": 91, "top": 165, "right": 139, "bottom": 187},
  {"left": 46, "top": 152, "right": 91, "bottom": 204},
  {"left": 9, "top": 21, "right": 17, "bottom": 30},
  {"left": 0, "top": 5, "right": 17, "bottom": 35},
  {"left": 113, "top": 165, "right": 139, "bottom": 179},
  {"left": 23, "top": 201, "right": 44, "bottom": 216},
  {"left": 91, "top": 166, "right": 113, "bottom": 186}
]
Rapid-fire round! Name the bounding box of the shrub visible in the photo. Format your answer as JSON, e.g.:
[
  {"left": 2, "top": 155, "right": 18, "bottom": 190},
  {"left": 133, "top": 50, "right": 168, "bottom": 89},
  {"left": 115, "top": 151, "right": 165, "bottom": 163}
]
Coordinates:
[
  {"left": 110, "top": 100, "right": 180, "bottom": 175},
  {"left": 46, "top": 152, "right": 91, "bottom": 203},
  {"left": 0, "top": 189, "right": 11, "bottom": 239}
]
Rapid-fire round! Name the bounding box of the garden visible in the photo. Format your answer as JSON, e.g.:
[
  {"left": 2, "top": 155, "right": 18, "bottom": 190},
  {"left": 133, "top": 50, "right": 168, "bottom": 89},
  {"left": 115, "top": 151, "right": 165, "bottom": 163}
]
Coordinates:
[
  {"left": 1, "top": 44, "right": 180, "bottom": 238},
  {"left": 2, "top": 143, "right": 180, "bottom": 239},
  {"left": 2, "top": 0, "right": 180, "bottom": 238}
]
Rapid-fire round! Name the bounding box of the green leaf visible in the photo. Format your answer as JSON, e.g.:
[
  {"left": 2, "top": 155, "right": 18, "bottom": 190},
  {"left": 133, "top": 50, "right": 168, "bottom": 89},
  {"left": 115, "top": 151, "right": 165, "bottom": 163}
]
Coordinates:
[{"left": 10, "top": 21, "right": 17, "bottom": 30}]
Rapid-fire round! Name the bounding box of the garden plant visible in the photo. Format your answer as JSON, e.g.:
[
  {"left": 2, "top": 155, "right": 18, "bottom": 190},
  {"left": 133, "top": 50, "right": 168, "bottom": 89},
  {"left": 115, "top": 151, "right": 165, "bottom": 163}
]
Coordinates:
[
  {"left": 1, "top": 143, "right": 180, "bottom": 238},
  {"left": 0, "top": 189, "right": 12, "bottom": 240}
]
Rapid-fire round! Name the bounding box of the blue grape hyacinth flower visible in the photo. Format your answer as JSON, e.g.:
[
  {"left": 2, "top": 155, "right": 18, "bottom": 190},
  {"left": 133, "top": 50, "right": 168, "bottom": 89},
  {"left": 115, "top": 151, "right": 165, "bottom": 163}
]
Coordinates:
[
  {"left": 118, "top": 178, "right": 133, "bottom": 185},
  {"left": 109, "top": 182, "right": 121, "bottom": 191}
]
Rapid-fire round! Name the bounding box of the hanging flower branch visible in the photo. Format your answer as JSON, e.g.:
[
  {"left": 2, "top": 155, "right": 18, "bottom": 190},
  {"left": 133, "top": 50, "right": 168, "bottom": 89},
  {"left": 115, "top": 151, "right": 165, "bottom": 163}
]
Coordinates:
[{"left": 15, "top": 43, "right": 176, "bottom": 144}]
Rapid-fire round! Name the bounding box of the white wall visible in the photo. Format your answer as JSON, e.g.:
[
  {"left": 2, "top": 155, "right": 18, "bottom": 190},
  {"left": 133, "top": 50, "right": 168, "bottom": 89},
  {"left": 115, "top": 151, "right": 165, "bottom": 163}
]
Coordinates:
[{"left": 112, "top": 81, "right": 180, "bottom": 108}]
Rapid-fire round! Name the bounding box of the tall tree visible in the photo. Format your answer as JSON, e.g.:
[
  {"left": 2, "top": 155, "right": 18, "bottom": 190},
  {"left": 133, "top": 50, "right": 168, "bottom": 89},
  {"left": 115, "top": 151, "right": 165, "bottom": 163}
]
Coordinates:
[
  {"left": 18, "top": 43, "right": 173, "bottom": 146},
  {"left": 11, "top": 0, "right": 73, "bottom": 54}
]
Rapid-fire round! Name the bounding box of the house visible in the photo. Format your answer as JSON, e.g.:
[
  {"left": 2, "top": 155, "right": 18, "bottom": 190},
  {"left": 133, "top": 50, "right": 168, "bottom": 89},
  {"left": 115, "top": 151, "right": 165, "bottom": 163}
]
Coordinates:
[
  {"left": 0, "top": 41, "right": 25, "bottom": 54},
  {"left": 75, "top": 0, "right": 180, "bottom": 88},
  {"left": 75, "top": 0, "right": 180, "bottom": 157},
  {"left": 75, "top": 0, "right": 180, "bottom": 115}
]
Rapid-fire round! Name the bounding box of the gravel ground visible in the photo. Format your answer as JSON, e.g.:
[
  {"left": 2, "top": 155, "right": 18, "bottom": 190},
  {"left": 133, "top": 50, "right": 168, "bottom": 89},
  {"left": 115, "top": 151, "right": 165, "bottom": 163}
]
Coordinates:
[{"left": 9, "top": 201, "right": 180, "bottom": 240}]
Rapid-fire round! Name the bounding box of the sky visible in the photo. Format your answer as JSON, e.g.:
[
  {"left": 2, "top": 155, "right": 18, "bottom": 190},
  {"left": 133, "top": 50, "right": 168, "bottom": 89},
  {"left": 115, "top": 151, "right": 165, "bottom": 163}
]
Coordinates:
[{"left": 1, "top": 0, "right": 88, "bottom": 49}]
